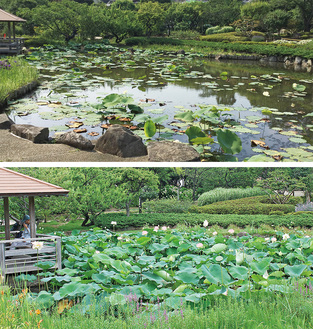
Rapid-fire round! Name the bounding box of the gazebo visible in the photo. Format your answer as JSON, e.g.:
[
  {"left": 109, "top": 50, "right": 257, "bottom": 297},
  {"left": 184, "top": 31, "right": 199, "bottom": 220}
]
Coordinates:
[
  {"left": 0, "top": 9, "right": 26, "bottom": 54},
  {"left": 0, "top": 168, "right": 69, "bottom": 277}
]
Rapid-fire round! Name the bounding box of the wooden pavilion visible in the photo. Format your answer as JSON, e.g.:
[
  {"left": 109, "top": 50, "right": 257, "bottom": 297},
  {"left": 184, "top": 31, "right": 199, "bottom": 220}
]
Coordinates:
[
  {"left": 0, "top": 168, "right": 69, "bottom": 277},
  {"left": 0, "top": 9, "right": 26, "bottom": 54}
]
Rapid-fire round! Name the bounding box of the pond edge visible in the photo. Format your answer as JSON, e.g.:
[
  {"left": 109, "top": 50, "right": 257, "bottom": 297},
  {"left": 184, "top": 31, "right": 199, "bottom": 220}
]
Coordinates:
[{"left": 0, "top": 80, "right": 39, "bottom": 113}]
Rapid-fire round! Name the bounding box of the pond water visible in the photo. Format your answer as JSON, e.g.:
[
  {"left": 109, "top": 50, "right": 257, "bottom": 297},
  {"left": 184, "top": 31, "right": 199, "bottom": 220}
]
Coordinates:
[{"left": 7, "top": 46, "right": 313, "bottom": 161}]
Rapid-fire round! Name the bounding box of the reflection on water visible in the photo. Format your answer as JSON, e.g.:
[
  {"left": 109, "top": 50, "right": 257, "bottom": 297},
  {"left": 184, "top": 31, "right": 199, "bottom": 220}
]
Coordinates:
[{"left": 7, "top": 50, "right": 313, "bottom": 161}]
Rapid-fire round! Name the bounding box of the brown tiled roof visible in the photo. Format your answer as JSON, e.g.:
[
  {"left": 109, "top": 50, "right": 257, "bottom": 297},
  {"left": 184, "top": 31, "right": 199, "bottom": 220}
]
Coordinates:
[
  {"left": 0, "top": 9, "right": 26, "bottom": 22},
  {"left": 0, "top": 168, "right": 69, "bottom": 197}
]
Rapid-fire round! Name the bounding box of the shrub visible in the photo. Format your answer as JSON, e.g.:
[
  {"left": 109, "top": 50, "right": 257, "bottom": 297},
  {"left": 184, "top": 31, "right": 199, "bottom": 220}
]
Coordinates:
[
  {"left": 124, "top": 37, "right": 182, "bottom": 46},
  {"left": 200, "top": 32, "right": 247, "bottom": 42},
  {"left": 251, "top": 35, "right": 265, "bottom": 42},
  {"left": 171, "top": 30, "right": 201, "bottom": 40},
  {"left": 94, "top": 212, "right": 313, "bottom": 230},
  {"left": 269, "top": 211, "right": 284, "bottom": 216},
  {"left": 143, "top": 198, "right": 193, "bottom": 213},
  {"left": 198, "top": 187, "right": 266, "bottom": 206},
  {"left": 190, "top": 196, "right": 295, "bottom": 215},
  {"left": 205, "top": 26, "right": 234, "bottom": 35}
]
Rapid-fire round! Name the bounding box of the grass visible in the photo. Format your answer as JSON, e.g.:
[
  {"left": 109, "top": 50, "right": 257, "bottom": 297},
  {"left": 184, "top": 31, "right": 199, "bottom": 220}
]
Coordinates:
[
  {"left": 1, "top": 284, "right": 313, "bottom": 328},
  {"left": 198, "top": 187, "right": 266, "bottom": 206},
  {"left": 0, "top": 56, "right": 38, "bottom": 103}
]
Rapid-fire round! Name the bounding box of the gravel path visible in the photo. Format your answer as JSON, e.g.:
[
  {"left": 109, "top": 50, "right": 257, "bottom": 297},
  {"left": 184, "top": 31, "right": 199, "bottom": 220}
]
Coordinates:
[{"left": 0, "top": 130, "right": 149, "bottom": 163}]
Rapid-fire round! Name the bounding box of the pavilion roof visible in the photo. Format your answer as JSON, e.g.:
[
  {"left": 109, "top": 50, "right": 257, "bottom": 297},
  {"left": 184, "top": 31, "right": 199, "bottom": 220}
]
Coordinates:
[
  {"left": 0, "top": 9, "right": 26, "bottom": 22},
  {"left": 0, "top": 168, "right": 69, "bottom": 197}
]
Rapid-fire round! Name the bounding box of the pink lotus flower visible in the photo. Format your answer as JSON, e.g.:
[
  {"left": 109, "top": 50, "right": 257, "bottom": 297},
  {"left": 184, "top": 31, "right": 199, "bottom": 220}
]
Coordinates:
[
  {"left": 271, "top": 237, "right": 277, "bottom": 243},
  {"left": 142, "top": 231, "right": 148, "bottom": 236},
  {"left": 153, "top": 226, "right": 159, "bottom": 232},
  {"left": 213, "top": 231, "right": 217, "bottom": 236},
  {"left": 161, "top": 226, "right": 167, "bottom": 231},
  {"left": 196, "top": 242, "right": 204, "bottom": 248},
  {"left": 228, "top": 229, "right": 235, "bottom": 234}
]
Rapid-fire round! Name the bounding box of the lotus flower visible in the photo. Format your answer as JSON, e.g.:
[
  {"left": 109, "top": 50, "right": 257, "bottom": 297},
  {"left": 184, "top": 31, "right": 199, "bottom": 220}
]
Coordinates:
[
  {"left": 196, "top": 242, "right": 204, "bottom": 248},
  {"left": 32, "top": 241, "right": 44, "bottom": 250},
  {"left": 203, "top": 220, "right": 209, "bottom": 227}
]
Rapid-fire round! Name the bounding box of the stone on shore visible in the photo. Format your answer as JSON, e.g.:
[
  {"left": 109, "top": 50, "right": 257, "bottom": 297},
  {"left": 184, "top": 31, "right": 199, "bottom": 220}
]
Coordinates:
[
  {"left": 0, "top": 113, "right": 13, "bottom": 129},
  {"left": 95, "top": 125, "right": 147, "bottom": 157},
  {"left": 10, "top": 124, "right": 49, "bottom": 143},
  {"left": 147, "top": 141, "right": 200, "bottom": 162},
  {"left": 56, "top": 131, "right": 94, "bottom": 150}
]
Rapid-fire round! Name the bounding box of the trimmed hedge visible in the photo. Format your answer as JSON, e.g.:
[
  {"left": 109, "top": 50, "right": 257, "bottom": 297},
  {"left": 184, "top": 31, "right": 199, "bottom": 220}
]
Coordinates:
[
  {"left": 190, "top": 196, "right": 296, "bottom": 215},
  {"left": 94, "top": 212, "right": 313, "bottom": 230},
  {"left": 198, "top": 187, "right": 266, "bottom": 206},
  {"left": 143, "top": 199, "right": 192, "bottom": 214}
]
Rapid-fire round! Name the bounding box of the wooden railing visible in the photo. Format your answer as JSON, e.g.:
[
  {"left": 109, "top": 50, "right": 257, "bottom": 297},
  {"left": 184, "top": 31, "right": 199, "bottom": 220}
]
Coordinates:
[
  {"left": 0, "top": 233, "right": 61, "bottom": 277},
  {"left": 0, "top": 37, "right": 24, "bottom": 54}
]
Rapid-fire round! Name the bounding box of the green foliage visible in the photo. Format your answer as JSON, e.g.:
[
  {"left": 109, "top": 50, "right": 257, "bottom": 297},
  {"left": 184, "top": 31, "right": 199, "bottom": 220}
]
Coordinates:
[
  {"left": 190, "top": 196, "right": 295, "bottom": 215},
  {"left": 0, "top": 57, "right": 37, "bottom": 103},
  {"left": 257, "top": 169, "right": 306, "bottom": 204},
  {"left": 205, "top": 26, "right": 234, "bottom": 35},
  {"left": 94, "top": 212, "right": 313, "bottom": 229},
  {"left": 143, "top": 198, "right": 193, "bottom": 213},
  {"left": 200, "top": 32, "right": 248, "bottom": 42},
  {"left": 124, "top": 37, "right": 182, "bottom": 46},
  {"left": 198, "top": 187, "right": 266, "bottom": 206},
  {"left": 251, "top": 35, "right": 265, "bottom": 42},
  {"left": 170, "top": 30, "right": 201, "bottom": 40}
]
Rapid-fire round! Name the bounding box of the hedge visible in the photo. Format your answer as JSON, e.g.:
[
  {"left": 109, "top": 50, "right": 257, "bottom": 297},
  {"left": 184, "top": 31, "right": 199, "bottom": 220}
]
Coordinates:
[
  {"left": 189, "top": 196, "right": 297, "bottom": 215},
  {"left": 94, "top": 213, "right": 313, "bottom": 230}
]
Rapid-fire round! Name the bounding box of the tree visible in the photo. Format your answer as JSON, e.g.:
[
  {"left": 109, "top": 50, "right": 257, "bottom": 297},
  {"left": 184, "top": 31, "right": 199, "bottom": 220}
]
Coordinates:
[
  {"left": 112, "top": 168, "right": 159, "bottom": 216},
  {"left": 292, "top": 0, "right": 313, "bottom": 31},
  {"left": 257, "top": 169, "right": 305, "bottom": 204},
  {"left": 137, "top": 2, "right": 165, "bottom": 36},
  {"left": 102, "top": 7, "right": 141, "bottom": 43},
  {"left": 31, "top": 0, "right": 88, "bottom": 43},
  {"left": 264, "top": 9, "right": 290, "bottom": 35}
]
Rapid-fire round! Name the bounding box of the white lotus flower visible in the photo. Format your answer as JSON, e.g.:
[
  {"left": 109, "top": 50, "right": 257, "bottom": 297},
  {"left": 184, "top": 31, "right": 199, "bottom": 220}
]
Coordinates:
[
  {"left": 32, "top": 241, "right": 44, "bottom": 250},
  {"left": 271, "top": 237, "right": 277, "bottom": 243},
  {"left": 203, "top": 220, "right": 209, "bottom": 227},
  {"left": 282, "top": 233, "right": 290, "bottom": 240},
  {"left": 111, "top": 221, "right": 117, "bottom": 226},
  {"left": 263, "top": 271, "right": 269, "bottom": 279}
]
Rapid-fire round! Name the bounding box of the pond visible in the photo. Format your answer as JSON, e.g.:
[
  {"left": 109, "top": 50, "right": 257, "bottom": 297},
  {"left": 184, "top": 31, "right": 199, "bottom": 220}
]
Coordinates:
[{"left": 7, "top": 45, "right": 313, "bottom": 161}]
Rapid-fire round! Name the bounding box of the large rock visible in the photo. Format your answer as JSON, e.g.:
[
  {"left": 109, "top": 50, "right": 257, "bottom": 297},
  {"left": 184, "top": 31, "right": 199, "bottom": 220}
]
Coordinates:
[
  {"left": 95, "top": 125, "right": 147, "bottom": 157},
  {"left": 147, "top": 141, "right": 200, "bottom": 162},
  {"left": 294, "top": 56, "right": 302, "bottom": 65},
  {"left": 10, "top": 124, "right": 49, "bottom": 143},
  {"left": 56, "top": 131, "right": 94, "bottom": 150},
  {"left": 0, "top": 113, "right": 13, "bottom": 129}
]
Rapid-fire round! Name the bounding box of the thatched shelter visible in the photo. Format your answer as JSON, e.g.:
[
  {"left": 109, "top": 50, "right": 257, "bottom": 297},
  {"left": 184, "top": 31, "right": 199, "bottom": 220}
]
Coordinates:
[{"left": 0, "top": 9, "right": 26, "bottom": 54}]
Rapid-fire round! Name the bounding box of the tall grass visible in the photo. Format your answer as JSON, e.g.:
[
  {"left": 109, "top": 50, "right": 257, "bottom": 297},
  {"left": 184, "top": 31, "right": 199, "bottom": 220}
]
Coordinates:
[
  {"left": 1, "top": 286, "right": 313, "bottom": 329},
  {"left": 198, "top": 187, "right": 266, "bottom": 206},
  {"left": 0, "top": 57, "right": 37, "bottom": 103}
]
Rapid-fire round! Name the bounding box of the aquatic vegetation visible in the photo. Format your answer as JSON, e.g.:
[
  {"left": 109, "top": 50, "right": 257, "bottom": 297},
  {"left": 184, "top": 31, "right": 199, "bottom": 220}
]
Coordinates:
[{"left": 6, "top": 45, "right": 313, "bottom": 161}]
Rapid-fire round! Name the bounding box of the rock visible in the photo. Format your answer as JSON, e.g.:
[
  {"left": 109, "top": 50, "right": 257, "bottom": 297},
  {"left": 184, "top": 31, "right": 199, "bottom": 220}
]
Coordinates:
[
  {"left": 294, "top": 56, "right": 302, "bottom": 65},
  {"left": 177, "top": 49, "right": 185, "bottom": 55},
  {"left": 95, "top": 125, "right": 147, "bottom": 157},
  {"left": 268, "top": 56, "right": 277, "bottom": 62},
  {"left": 307, "top": 59, "right": 313, "bottom": 67},
  {"left": 10, "top": 124, "right": 49, "bottom": 143},
  {"left": 0, "top": 113, "right": 13, "bottom": 129},
  {"left": 147, "top": 141, "right": 200, "bottom": 162},
  {"left": 56, "top": 131, "right": 94, "bottom": 150},
  {"left": 302, "top": 59, "right": 308, "bottom": 68}
]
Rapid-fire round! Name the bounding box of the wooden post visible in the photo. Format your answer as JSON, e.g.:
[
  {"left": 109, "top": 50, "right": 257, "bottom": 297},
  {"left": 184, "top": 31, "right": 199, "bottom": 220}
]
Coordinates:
[
  {"left": 4, "top": 197, "right": 10, "bottom": 240},
  {"left": 56, "top": 237, "right": 62, "bottom": 269},
  {"left": 29, "top": 196, "right": 36, "bottom": 239},
  {"left": 0, "top": 243, "right": 5, "bottom": 278},
  {"left": 12, "top": 22, "right": 15, "bottom": 40},
  {"left": 8, "top": 22, "right": 11, "bottom": 50}
]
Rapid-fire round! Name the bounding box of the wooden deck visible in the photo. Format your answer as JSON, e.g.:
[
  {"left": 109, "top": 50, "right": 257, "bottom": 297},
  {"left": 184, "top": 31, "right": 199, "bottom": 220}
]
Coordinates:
[
  {"left": 0, "top": 37, "right": 24, "bottom": 54},
  {"left": 0, "top": 232, "right": 61, "bottom": 277}
]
